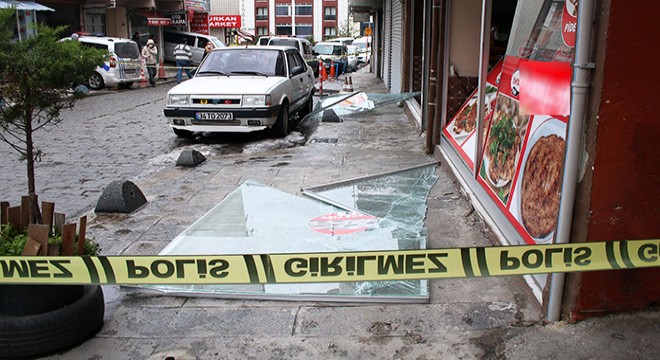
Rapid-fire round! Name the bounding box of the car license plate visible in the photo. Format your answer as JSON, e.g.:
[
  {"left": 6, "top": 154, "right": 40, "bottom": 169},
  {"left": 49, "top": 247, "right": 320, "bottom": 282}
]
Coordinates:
[{"left": 196, "top": 112, "right": 233, "bottom": 121}]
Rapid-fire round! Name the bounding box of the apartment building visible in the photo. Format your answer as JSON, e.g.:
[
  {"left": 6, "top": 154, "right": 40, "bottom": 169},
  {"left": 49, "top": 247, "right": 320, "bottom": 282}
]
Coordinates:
[{"left": 251, "top": 0, "right": 351, "bottom": 42}]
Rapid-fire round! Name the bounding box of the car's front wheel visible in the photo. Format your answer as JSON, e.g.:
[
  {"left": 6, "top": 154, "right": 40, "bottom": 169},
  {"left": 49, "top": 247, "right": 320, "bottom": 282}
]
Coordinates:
[
  {"left": 272, "top": 103, "right": 289, "bottom": 138},
  {"left": 87, "top": 72, "right": 104, "bottom": 90},
  {"left": 173, "top": 128, "right": 194, "bottom": 138}
]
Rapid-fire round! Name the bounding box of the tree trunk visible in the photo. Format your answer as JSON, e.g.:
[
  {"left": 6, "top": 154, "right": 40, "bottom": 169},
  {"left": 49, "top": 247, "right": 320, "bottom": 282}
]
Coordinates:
[{"left": 24, "top": 109, "right": 42, "bottom": 224}]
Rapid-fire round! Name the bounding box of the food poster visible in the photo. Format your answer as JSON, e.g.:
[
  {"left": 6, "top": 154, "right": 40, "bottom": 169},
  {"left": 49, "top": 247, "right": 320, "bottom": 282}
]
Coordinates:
[
  {"left": 476, "top": 0, "right": 577, "bottom": 245},
  {"left": 442, "top": 60, "right": 503, "bottom": 169},
  {"left": 509, "top": 115, "right": 567, "bottom": 244}
]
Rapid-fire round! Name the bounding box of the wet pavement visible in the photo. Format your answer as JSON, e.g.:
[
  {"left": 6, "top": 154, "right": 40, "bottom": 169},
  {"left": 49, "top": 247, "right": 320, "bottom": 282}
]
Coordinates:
[{"left": 2, "top": 66, "right": 658, "bottom": 359}]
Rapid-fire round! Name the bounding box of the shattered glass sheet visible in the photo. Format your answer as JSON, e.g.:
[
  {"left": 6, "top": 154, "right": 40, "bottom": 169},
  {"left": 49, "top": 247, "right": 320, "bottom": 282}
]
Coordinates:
[
  {"left": 302, "top": 164, "right": 438, "bottom": 236},
  {"left": 127, "top": 164, "right": 437, "bottom": 303},
  {"left": 307, "top": 91, "right": 421, "bottom": 120}
]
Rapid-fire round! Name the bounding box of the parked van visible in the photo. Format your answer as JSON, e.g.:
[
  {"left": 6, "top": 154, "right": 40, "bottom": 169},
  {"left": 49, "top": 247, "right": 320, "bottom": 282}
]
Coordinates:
[
  {"left": 326, "top": 37, "right": 354, "bottom": 46},
  {"left": 163, "top": 30, "right": 225, "bottom": 65},
  {"left": 266, "top": 36, "right": 319, "bottom": 76},
  {"left": 353, "top": 36, "right": 372, "bottom": 64}
]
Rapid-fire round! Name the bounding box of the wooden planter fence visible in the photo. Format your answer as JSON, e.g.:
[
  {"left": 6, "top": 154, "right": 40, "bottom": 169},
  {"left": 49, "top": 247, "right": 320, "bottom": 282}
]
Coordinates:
[{"left": 0, "top": 196, "right": 87, "bottom": 256}]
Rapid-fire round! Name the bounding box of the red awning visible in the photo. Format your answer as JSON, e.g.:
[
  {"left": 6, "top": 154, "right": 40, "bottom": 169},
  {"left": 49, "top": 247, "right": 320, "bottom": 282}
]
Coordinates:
[{"left": 137, "top": 10, "right": 172, "bottom": 27}]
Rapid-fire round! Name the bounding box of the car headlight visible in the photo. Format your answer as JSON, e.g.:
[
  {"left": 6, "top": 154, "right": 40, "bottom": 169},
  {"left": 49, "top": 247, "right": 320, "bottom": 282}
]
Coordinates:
[
  {"left": 242, "top": 95, "right": 271, "bottom": 107},
  {"left": 168, "top": 94, "right": 190, "bottom": 106}
]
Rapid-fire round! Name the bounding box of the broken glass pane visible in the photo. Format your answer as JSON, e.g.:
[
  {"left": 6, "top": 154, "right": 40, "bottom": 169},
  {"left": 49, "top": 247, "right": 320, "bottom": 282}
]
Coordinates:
[
  {"left": 306, "top": 91, "right": 422, "bottom": 120},
  {"left": 127, "top": 164, "right": 437, "bottom": 303}
]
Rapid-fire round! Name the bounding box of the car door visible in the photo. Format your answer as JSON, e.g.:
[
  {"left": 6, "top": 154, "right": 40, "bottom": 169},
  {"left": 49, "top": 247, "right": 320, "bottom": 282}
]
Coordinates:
[
  {"left": 286, "top": 50, "right": 312, "bottom": 111},
  {"left": 301, "top": 40, "right": 318, "bottom": 71}
]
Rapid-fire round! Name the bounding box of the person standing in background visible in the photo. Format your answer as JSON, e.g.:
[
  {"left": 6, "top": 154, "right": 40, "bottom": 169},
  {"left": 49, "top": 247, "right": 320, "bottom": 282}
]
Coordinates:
[
  {"left": 203, "top": 41, "right": 214, "bottom": 60},
  {"left": 173, "top": 37, "right": 193, "bottom": 84},
  {"left": 141, "top": 39, "right": 158, "bottom": 87},
  {"left": 131, "top": 31, "right": 141, "bottom": 46}
]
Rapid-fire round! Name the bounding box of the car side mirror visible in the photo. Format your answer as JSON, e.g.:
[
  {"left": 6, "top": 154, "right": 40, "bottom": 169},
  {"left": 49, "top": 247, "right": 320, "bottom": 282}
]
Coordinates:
[{"left": 291, "top": 66, "right": 304, "bottom": 76}]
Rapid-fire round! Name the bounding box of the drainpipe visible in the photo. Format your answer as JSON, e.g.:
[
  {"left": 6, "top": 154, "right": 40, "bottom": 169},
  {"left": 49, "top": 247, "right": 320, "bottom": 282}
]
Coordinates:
[
  {"left": 547, "top": 0, "right": 595, "bottom": 322},
  {"left": 425, "top": 0, "right": 442, "bottom": 154}
]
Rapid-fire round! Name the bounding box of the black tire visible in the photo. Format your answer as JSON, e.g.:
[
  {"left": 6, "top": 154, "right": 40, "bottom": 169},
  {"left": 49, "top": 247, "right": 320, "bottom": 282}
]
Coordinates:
[
  {"left": 173, "top": 128, "right": 194, "bottom": 138},
  {"left": 0, "top": 285, "right": 105, "bottom": 359},
  {"left": 299, "top": 94, "right": 314, "bottom": 119},
  {"left": 87, "top": 72, "right": 104, "bottom": 90},
  {"left": 272, "top": 102, "right": 289, "bottom": 138}
]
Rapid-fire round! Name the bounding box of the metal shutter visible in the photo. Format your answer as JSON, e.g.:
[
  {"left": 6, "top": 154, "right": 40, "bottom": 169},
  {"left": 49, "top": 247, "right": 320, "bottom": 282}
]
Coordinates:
[
  {"left": 389, "top": 0, "right": 403, "bottom": 94},
  {"left": 382, "top": 0, "right": 391, "bottom": 86}
]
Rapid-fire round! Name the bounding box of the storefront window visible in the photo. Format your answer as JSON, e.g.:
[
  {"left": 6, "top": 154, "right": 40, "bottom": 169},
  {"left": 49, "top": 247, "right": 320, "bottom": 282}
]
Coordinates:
[{"left": 440, "top": 0, "right": 578, "bottom": 292}]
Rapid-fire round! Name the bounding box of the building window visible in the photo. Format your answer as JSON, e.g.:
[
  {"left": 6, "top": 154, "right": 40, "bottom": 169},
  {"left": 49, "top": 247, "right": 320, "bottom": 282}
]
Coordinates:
[
  {"left": 276, "top": 5, "right": 290, "bottom": 16},
  {"left": 256, "top": 7, "right": 268, "bottom": 21},
  {"left": 295, "top": 5, "right": 313, "bottom": 16},
  {"left": 276, "top": 24, "right": 292, "bottom": 36},
  {"left": 296, "top": 24, "right": 313, "bottom": 36},
  {"left": 324, "top": 27, "right": 336, "bottom": 37},
  {"left": 257, "top": 27, "right": 269, "bottom": 36},
  {"left": 324, "top": 7, "right": 336, "bottom": 21}
]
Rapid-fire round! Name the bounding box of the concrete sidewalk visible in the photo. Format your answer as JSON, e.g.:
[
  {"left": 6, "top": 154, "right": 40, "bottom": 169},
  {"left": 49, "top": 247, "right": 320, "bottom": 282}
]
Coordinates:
[{"left": 48, "top": 70, "right": 660, "bottom": 360}]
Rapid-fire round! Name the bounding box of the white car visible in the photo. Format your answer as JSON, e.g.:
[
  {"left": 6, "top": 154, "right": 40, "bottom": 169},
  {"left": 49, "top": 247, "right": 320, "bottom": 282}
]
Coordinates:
[
  {"left": 65, "top": 36, "right": 142, "bottom": 90},
  {"left": 326, "top": 37, "right": 355, "bottom": 46},
  {"left": 164, "top": 46, "right": 315, "bottom": 138},
  {"left": 353, "top": 36, "right": 372, "bottom": 64},
  {"left": 346, "top": 45, "right": 360, "bottom": 71}
]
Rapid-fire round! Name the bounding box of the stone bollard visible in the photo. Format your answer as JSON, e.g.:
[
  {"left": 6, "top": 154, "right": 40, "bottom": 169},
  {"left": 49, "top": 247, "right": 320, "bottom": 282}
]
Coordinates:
[
  {"left": 176, "top": 149, "right": 206, "bottom": 167},
  {"left": 95, "top": 180, "right": 147, "bottom": 214}
]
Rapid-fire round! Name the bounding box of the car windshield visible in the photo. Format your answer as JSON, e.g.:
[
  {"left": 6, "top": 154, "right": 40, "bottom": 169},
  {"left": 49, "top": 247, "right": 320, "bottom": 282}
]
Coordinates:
[
  {"left": 269, "top": 38, "right": 297, "bottom": 48},
  {"left": 210, "top": 38, "right": 225, "bottom": 48},
  {"left": 114, "top": 42, "right": 140, "bottom": 59},
  {"left": 314, "top": 44, "right": 342, "bottom": 55},
  {"left": 197, "top": 49, "right": 285, "bottom": 77}
]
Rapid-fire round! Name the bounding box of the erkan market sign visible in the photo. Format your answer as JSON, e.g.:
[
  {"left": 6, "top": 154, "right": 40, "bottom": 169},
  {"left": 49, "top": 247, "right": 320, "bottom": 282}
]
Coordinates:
[{"left": 209, "top": 15, "right": 241, "bottom": 28}]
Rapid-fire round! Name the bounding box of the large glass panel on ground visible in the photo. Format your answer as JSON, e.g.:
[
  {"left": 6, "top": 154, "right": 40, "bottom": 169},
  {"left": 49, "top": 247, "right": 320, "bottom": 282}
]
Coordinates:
[
  {"left": 306, "top": 91, "right": 421, "bottom": 121},
  {"left": 127, "top": 165, "right": 437, "bottom": 302}
]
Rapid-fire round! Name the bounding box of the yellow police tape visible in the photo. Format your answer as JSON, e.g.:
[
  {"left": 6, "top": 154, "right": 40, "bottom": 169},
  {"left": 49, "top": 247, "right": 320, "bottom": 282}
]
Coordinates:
[{"left": 1, "top": 239, "right": 658, "bottom": 285}]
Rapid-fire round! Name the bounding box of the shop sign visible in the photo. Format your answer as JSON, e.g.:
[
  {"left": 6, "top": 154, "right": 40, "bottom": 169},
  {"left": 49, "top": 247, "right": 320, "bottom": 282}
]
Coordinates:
[
  {"left": 191, "top": 12, "right": 209, "bottom": 35},
  {"left": 353, "top": 12, "right": 370, "bottom": 23},
  {"left": 209, "top": 15, "right": 241, "bottom": 28},
  {"left": 184, "top": 0, "right": 208, "bottom": 12},
  {"left": 148, "top": 18, "right": 172, "bottom": 26},
  {"left": 170, "top": 13, "right": 187, "bottom": 26}
]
